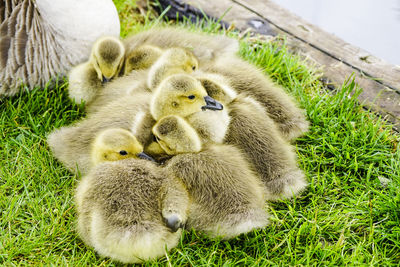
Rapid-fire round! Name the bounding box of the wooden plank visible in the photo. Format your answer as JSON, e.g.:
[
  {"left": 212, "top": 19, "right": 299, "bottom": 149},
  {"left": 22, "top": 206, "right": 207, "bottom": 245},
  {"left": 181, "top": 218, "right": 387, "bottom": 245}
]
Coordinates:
[
  {"left": 233, "top": 0, "right": 400, "bottom": 92},
  {"left": 158, "top": 0, "right": 400, "bottom": 130},
  {"left": 289, "top": 37, "right": 400, "bottom": 126}
]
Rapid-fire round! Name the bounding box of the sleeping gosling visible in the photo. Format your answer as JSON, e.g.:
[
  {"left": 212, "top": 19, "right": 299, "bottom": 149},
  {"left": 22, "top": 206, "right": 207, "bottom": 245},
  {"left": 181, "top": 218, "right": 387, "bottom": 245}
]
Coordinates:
[
  {"left": 153, "top": 115, "right": 269, "bottom": 239},
  {"left": 68, "top": 36, "right": 125, "bottom": 104}
]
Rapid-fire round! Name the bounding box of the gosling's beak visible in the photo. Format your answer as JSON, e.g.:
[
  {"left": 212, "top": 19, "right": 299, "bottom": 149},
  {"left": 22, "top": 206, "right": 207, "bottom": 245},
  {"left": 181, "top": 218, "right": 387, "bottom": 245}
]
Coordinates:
[
  {"left": 201, "top": 95, "right": 223, "bottom": 111},
  {"left": 102, "top": 76, "right": 111, "bottom": 83},
  {"left": 137, "top": 152, "right": 156, "bottom": 162},
  {"left": 164, "top": 215, "right": 184, "bottom": 232}
]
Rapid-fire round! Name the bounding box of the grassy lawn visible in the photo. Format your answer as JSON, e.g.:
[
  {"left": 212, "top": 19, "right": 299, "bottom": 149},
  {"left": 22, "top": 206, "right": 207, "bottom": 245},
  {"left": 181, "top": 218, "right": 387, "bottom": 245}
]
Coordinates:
[{"left": 1, "top": 1, "right": 400, "bottom": 265}]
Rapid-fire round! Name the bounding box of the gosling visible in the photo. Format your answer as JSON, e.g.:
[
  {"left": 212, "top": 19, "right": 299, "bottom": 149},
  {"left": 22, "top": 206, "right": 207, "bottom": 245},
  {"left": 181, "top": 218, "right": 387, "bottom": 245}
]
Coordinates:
[
  {"left": 91, "top": 128, "right": 155, "bottom": 165},
  {"left": 197, "top": 73, "right": 308, "bottom": 201},
  {"left": 150, "top": 74, "right": 228, "bottom": 144},
  {"left": 76, "top": 158, "right": 189, "bottom": 263},
  {"left": 68, "top": 36, "right": 125, "bottom": 104},
  {"left": 153, "top": 115, "right": 269, "bottom": 239},
  {"left": 123, "top": 44, "right": 163, "bottom": 75}
]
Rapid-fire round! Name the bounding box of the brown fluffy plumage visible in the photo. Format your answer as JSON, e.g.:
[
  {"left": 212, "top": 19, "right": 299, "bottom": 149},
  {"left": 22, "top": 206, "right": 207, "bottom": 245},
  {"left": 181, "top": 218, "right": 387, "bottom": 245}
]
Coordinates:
[
  {"left": 224, "top": 96, "right": 307, "bottom": 200},
  {"left": 76, "top": 158, "right": 189, "bottom": 263}
]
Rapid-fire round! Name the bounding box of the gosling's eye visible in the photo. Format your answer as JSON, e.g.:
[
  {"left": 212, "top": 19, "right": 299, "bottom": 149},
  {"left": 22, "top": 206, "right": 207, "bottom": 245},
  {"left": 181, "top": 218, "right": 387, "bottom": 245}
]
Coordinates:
[
  {"left": 119, "top": 150, "right": 128, "bottom": 156},
  {"left": 188, "top": 95, "right": 195, "bottom": 100},
  {"left": 192, "top": 66, "right": 196, "bottom": 71}
]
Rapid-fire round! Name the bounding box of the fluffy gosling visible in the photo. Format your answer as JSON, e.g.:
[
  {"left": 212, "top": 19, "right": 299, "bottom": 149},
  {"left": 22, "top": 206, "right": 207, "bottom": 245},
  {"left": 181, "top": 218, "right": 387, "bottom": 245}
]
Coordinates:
[
  {"left": 153, "top": 115, "right": 269, "bottom": 239},
  {"left": 68, "top": 36, "right": 125, "bottom": 104},
  {"left": 76, "top": 158, "right": 189, "bottom": 263}
]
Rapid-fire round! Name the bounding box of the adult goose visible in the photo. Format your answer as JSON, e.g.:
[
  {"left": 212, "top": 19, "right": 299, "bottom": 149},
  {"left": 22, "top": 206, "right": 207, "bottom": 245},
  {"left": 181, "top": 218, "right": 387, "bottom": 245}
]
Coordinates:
[{"left": 0, "top": 0, "right": 120, "bottom": 96}]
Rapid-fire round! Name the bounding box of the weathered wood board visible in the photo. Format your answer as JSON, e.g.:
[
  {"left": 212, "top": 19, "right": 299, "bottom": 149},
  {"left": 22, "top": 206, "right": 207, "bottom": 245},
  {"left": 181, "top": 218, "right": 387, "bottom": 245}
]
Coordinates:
[{"left": 158, "top": 0, "right": 400, "bottom": 131}]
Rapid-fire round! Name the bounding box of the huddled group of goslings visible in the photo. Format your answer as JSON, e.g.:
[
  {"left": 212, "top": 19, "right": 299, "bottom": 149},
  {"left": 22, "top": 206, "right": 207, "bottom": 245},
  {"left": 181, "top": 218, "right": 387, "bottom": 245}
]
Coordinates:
[{"left": 47, "top": 27, "right": 310, "bottom": 264}]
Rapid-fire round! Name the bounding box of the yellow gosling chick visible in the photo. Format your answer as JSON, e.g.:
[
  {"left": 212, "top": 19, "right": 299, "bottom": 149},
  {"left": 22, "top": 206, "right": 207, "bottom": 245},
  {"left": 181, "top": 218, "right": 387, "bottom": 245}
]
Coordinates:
[
  {"left": 76, "top": 158, "right": 189, "bottom": 263},
  {"left": 153, "top": 115, "right": 269, "bottom": 239},
  {"left": 47, "top": 92, "right": 155, "bottom": 175},
  {"left": 123, "top": 44, "right": 163, "bottom": 75},
  {"left": 91, "top": 128, "right": 155, "bottom": 165},
  {"left": 147, "top": 47, "right": 198, "bottom": 89},
  {"left": 68, "top": 36, "right": 125, "bottom": 104},
  {"left": 150, "top": 73, "right": 228, "bottom": 144}
]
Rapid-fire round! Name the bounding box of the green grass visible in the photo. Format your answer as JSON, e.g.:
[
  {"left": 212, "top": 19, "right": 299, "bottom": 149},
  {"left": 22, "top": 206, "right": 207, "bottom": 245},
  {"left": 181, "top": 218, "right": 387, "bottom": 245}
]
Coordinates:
[{"left": 1, "top": 1, "right": 400, "bottom": 265}]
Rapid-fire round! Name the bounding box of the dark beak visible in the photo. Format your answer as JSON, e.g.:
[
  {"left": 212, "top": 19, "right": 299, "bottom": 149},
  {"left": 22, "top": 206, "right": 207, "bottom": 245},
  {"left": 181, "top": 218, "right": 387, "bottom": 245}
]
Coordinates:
[
  {"left": 102, "top": 76, "right": 111, "bottom": 83},
  {"left": 137, "top": 152, "right": 156, "bottom": 162},
  {"left": 201, "top": 95, "right": 223, "bottom": 111}
]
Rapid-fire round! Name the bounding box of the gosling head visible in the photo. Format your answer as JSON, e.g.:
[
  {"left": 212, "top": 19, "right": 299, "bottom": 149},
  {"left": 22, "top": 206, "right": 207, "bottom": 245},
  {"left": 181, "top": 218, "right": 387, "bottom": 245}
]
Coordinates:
[
  {"left": 90, "top": 36, "right": 125, "bottom": 82},
  {"left": 195, "top": 72, "right": 237, "bottom": 104},
  {"left": 162, "top": 47, "right": 199, "bottom": 73},
  {"left": 150, "top": 74, "right": 224, "bottom": 120},
  {"left": 153, "top": 115, "right": 202, "bottom": 155},
  {"left": 147, "top": 47, "right": 199, "bottom": 89},
  {"left": 91, "top": 128, "right": 155, "bottom": 165},
  {"left": 124, "top": 45, "right": 163, "bottom": 75}
]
